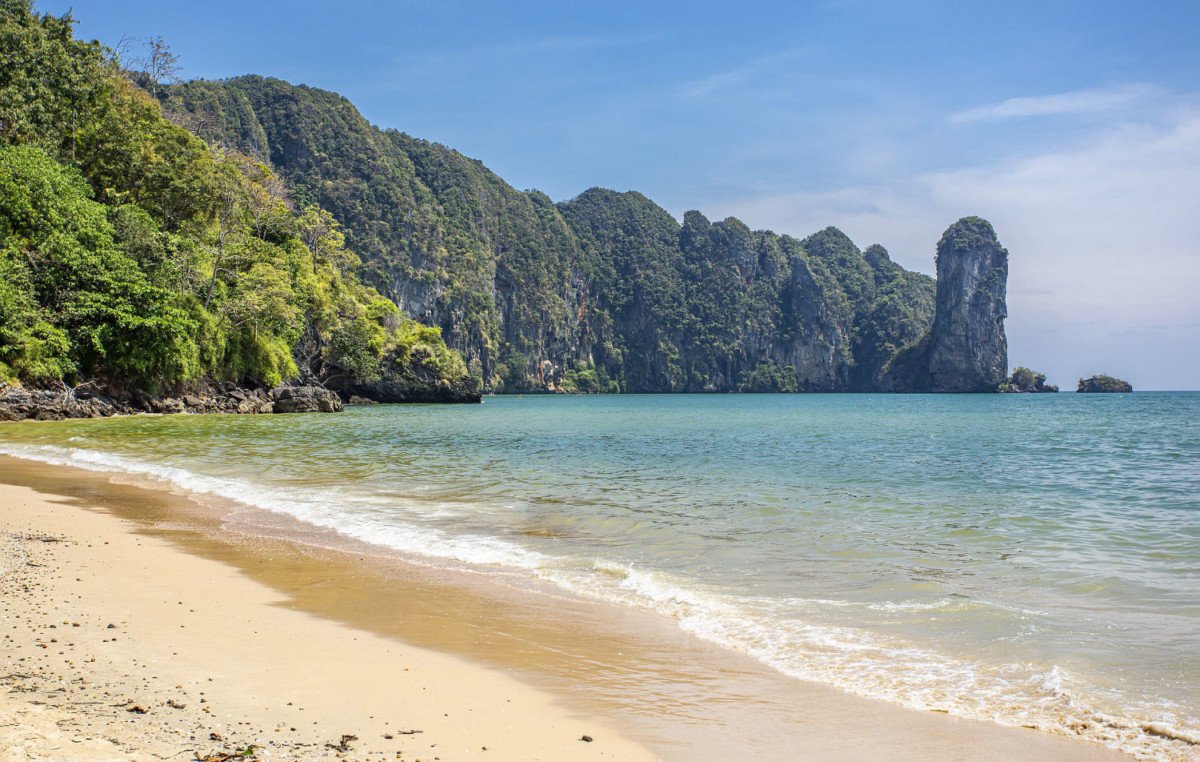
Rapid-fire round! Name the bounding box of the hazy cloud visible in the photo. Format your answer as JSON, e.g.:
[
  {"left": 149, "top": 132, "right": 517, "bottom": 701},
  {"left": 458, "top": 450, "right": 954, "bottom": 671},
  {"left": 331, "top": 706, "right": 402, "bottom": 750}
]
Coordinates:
[
  {"left": 493, "top": 31, "right": 669, "bottom": 55},
  {"left": 949, "top": 84, "right": 1159, "bottom": 124},
  {"left": 708, "top": 109, "right": 1200, "bottom": 388},
  {"left": 679, "top": 50, "right": 802, "bottom": 97}
]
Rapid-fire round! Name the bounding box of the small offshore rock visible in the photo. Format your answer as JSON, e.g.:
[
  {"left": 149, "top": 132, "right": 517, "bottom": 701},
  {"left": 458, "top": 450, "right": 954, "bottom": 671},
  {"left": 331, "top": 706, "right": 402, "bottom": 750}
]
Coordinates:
[
  {"left": 1000, "top": 367, "right": 1058, "bottom": 393},
  {"left": 1077, "top": 374, "right": 1133, "bottom": 393}
]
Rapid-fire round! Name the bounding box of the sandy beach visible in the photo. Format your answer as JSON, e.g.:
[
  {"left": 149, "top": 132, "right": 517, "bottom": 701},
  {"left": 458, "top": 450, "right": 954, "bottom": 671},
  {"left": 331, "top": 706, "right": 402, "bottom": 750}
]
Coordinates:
[
  {"left": 0, "top": 457, "right": 1134, "bottom": 761},
  {"left": 0, "top": 476, "right": 655, "bottom": 761}
]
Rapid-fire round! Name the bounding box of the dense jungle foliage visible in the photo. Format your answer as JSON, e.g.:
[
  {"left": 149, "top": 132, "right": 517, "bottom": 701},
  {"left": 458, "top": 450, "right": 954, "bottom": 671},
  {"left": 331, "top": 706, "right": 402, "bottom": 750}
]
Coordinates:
[
  {"left": 3, "top": 2, "right": 941, "bottom": 395},
  {"left": 0, "top": 1, "right": 469, "bottom": 393}
]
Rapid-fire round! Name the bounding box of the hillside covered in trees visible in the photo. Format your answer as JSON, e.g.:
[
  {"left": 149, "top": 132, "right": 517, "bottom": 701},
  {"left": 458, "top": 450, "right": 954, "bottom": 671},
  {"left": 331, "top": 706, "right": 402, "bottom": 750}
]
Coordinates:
[
  {"left": 2, "top": 2, "right": 996, "bottom": 398},
  {"left": 160, "top": 76, "right": 941, "bottom": 393},
  {"left": 0, "top": 1, "right": 474, "bottom": 403}
]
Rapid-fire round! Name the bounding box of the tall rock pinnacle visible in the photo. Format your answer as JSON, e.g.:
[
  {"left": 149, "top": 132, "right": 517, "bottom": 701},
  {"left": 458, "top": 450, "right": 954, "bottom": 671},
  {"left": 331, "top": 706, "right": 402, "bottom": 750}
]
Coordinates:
[{"left": 927, "top": 217, "right": 1008, "bottom": 392}]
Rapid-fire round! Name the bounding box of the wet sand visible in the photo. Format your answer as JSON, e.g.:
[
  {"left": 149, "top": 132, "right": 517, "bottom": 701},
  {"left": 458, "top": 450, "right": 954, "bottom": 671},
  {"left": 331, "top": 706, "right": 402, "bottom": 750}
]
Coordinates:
[{"left": 0, "top": 456, "right": 1130, "bottom": 760}]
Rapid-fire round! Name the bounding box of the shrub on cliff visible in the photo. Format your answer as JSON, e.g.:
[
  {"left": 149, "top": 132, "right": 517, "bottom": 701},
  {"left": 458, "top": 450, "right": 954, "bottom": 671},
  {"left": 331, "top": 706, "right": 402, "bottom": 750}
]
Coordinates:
[
  {"left": 738, "top": 361, "right": 801, "bottom": 393},
  {"left": 559, "top": 363, "right": 619, "bottom": 394}
]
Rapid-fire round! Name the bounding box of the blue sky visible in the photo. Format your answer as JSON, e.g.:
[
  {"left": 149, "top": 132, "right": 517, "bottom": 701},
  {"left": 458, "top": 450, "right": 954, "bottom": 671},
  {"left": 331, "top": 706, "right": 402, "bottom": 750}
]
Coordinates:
[{"left": 41, "top": 1, "right": 1200, "bottom": 389}]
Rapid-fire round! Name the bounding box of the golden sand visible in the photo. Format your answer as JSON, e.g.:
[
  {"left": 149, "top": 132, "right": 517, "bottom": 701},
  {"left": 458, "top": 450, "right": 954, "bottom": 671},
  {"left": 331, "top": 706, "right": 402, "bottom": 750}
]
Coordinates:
[{"left": 0, "top": 457, "right": 1129, "bottom": 760}]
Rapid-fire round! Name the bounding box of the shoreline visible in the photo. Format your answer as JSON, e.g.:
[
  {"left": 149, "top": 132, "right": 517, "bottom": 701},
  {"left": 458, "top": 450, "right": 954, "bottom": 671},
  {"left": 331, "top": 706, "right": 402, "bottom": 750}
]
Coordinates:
[
  {"left": 0, "top": 380, "right": 483, "bottom": 425},
  {"left": 0, "top": 456, "right": 1133, "bottom": 761},
  {"left": 0, "top": 472, "right": 651, "bottom": 761}
]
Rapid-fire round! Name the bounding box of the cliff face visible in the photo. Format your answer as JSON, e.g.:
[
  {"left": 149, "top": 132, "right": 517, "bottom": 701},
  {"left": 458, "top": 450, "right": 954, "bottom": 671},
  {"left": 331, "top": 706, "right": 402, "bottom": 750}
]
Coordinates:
[
  {"left": 159, "top": 76, "right": 593, "bottom": 390},
  {"left": 880, "top": 217, "right": 1010, "bottom": 393},
  {"left": 927, "top": 217, "right": 1009, "bottom": 392},
  {"left": 158, "top": 77, "right": 970, "bottom": 394}
]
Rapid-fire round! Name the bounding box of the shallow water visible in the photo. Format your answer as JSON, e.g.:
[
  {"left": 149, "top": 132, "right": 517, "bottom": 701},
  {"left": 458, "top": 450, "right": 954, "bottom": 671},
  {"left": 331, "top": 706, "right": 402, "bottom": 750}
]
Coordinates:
[{"left": 2, "top": 393, "right": 1197, "bottom": 757}]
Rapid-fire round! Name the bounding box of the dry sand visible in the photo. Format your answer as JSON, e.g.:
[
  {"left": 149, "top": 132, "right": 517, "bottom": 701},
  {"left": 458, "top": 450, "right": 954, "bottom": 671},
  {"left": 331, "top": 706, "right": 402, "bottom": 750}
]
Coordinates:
[
  {"left": 0, "top": 460, "right": 1134, "bottom": 761},
  {"left": 0, "top": 481, "right": 653, "bottom": 761}
]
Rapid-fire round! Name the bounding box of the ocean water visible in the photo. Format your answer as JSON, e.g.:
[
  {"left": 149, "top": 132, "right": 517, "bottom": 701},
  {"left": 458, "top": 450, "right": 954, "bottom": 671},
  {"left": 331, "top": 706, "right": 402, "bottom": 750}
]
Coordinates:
[{"left": 2, "top": 393, "right": 1197, "bottom": 758}]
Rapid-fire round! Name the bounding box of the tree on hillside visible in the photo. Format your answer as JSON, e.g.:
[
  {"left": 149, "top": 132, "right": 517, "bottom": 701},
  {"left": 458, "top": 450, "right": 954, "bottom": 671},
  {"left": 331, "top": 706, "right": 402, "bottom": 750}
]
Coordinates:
[{"left": 139, "top": 35, "right": 180, "bottom": 97}]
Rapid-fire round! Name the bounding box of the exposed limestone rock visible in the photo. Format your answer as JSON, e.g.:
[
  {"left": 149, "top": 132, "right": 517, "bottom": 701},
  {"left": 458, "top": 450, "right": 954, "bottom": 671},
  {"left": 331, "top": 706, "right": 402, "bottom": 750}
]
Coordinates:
[
  {"left": 773, "top": 255, "right": 850, "bottom": 391},
  {"left": 928, "top": 217, "right": 1008, "bottom": 392},
  {"left": 269, "top": 386, "right": 344, "bottom": 413},
  {"left": 878, "top": 217, "right": 1009, "bottom": 393},
  {"left": 0, "top": 382, "right": 339, "bottom": 423}
]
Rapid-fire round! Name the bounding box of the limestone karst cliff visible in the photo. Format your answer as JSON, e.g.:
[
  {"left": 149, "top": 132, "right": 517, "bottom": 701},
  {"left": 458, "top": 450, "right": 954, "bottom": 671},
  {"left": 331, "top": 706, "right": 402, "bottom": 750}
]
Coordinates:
[
  {"left": 880, "top": 217, "right": 1010, "bottom": 393},
  {"left": 0, "top": 3, "right": 1024, "bottom": 400},
  {"left": 158, "top": 77, "right": 964, "bottom": 394},
  {"left": 928, "top": 217, "right": 1009, "bottom": 392},
  {"left": 159, "top": 73, "right": 1022, "bottom": 395}
]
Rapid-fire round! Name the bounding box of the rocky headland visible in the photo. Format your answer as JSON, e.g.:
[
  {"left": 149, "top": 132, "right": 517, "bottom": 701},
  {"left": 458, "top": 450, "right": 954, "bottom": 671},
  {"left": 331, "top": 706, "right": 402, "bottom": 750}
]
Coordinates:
[{"left": 0, "top": 4, "right": 1078, "bottom": 400}]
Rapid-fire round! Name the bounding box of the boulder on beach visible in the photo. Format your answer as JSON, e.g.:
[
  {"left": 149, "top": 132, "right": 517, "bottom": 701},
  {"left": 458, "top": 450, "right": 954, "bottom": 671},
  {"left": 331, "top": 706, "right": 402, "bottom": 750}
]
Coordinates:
[{"left": 269, "top": 386, "right": 344, "bottom": 413}]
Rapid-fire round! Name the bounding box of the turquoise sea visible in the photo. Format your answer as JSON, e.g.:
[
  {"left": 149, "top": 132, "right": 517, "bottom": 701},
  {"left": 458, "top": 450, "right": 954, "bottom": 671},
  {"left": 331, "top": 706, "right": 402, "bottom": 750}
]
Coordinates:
[{"left": 2, "top": 393, "right": 1197, "bottom": 757}]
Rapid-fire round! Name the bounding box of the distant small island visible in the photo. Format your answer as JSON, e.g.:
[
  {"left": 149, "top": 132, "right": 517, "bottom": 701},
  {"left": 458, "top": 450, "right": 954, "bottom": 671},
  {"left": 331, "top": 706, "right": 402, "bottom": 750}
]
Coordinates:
[
  {"left": 1078, "top": 375, "right": 1133, "bottom": 393},
  {"left": 1000, "top": 367, "right": 1058, "bottom": 393}
]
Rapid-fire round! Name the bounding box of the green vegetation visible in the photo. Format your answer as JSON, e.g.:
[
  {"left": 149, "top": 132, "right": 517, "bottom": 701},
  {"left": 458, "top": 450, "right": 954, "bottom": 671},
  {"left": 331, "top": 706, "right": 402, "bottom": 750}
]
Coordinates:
[
  {"left": 0, "top": 2, "right": 470, "bottom": 395},
  {"left": 161, "top": 74, "right": 598, "bottom": 392},
  {"left": 1000, "top": 367, "right": 1058, "bottom": 393},
  {"left": 1077, "top": 374, "right": 1133, "bottom": 393},
  {"left": 159, "top": 77, "right": 940, "bottom": 394},
  {"left": 738, "top": 362, "right": 800, "bottom": 393},
  {"left": 853, "top": 244, "right": 937, "bottom": 389},
  {"left": 559, "top": 363, "right": 620, "bottom": 394},
  {"left": 2, "top": 2, "right": 946, "bottom": 396}
]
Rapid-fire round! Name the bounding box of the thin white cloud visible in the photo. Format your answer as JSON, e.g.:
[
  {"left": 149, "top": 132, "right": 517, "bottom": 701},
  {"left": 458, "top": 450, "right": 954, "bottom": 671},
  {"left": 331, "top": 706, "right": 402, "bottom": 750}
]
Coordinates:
[
  {"left": 682, "top": 66, "right": 756, "bottom": 97},
  {"left": 948, "top": 83, "right": 1159, "bottom": 124},
  {"left": 493, "top": 32, "right": 668, "bottom": 55},
  {"left": 680, "top": 50, "right": 803, "bottom": 98}
]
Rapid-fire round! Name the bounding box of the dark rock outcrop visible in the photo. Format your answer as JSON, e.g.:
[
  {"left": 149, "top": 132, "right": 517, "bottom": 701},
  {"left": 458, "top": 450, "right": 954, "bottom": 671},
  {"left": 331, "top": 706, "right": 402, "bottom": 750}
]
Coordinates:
[
  {"left": 334, "top": 352, "right": 481, "bottom": 403},
  {"left": 1001, "top": 367, "right": 1058, "bottom": 393},
  {"left": 1077, "top": 375, "right": 1133, "bottom": 393},
  {"left": 0, "top": 383, "right": 340, "bottom": 423},
  {"left": 269, "top": 386, "right": 345, "bottom": 413},
  {"left": 347, "top": 377, "right": 480, "bottom": 403},
  {"left": 927, "top": 217, "right": 1008, "bottom": 392},
  {"left": 328, "top": 345, "right": 482, "bottom": 405}
]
